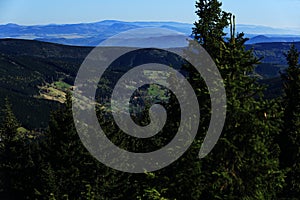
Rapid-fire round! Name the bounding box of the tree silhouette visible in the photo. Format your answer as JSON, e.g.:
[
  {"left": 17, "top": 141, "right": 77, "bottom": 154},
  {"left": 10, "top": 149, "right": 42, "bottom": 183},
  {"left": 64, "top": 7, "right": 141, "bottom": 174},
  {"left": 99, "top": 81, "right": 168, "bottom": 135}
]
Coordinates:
[{"left": 279, "top": 44, "right": 300, "bottom": 198}]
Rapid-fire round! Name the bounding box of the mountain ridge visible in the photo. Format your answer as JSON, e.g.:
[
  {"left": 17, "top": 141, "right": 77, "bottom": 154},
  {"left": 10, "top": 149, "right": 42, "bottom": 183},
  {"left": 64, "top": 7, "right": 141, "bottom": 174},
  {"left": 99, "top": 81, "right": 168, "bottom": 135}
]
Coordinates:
[
  {"left": 1, "top": 20, "right": 300, "bottom": 46},
  {"left": 0, "top": 38, "right": 299, "bottom": 128}
]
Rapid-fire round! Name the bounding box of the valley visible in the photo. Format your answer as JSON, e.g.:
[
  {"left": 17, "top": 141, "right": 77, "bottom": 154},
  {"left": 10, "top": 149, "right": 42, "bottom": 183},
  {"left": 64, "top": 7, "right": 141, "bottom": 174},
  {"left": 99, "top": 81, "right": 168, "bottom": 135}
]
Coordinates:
[{"left": 0, "top": 38, "right": 299, "bottom": 129}]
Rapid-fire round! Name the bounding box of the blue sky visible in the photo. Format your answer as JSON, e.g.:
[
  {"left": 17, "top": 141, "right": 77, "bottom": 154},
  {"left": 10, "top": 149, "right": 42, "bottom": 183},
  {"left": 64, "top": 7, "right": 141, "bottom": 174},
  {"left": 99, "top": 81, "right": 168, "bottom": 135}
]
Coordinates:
[{"left": 0, "top": 0, "right": 299, "bottom": 29}]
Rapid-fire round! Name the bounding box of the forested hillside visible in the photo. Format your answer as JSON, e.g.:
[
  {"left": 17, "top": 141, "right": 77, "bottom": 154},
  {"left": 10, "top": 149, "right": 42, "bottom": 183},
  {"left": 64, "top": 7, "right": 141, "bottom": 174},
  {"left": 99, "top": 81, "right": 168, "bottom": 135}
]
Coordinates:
[
  {"left": 0, "top": 38, "right": 298, "bottom": 128},
  {"left": 0, "top": 0, "right": 299, "bottom": 199},
  {"left": 0, "top": 39, "right": 91, "bottom": 128}
]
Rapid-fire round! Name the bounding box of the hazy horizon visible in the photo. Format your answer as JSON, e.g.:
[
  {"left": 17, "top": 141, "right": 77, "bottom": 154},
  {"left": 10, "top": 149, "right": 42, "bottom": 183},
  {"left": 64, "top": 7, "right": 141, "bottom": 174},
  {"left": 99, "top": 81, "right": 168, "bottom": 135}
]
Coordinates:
[
  {"left": 1, "top": 19, "right": 300, "bottom": 33},
  {"left": 0, "top": 0, "right": 299, "bottom": 30}
]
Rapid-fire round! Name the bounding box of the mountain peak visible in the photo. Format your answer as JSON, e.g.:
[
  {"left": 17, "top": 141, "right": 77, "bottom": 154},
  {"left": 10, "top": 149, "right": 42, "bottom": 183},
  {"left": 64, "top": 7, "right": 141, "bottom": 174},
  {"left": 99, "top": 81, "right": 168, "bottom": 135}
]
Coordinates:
[
  {"left": 4, "top": 23, "right": 19, "bottom": 27},
  {"left": 96, "top": 20, "right": 123, "bottom": 25}
]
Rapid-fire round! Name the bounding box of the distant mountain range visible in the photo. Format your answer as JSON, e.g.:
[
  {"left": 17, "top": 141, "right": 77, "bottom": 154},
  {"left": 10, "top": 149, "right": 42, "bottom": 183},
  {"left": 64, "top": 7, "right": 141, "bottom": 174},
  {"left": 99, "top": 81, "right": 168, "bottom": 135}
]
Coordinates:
[
  {"left": 0, "top": 20, "right": 193, "bottom": 47},
  {"left": 0, "top": 20, "right": 300, "bottom": 46}
]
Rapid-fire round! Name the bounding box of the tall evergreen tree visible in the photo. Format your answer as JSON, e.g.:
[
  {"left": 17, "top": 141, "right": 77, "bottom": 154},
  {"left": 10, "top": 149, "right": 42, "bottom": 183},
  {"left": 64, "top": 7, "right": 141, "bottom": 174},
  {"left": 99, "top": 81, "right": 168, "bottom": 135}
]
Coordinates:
[
  {"left": 193, "top": 0, "right": 230, "bottom": 59},
  {"left": 0, "top": 98, "right": 37, "bottom": 199},
  {"left": 192, "top": 0, "right": 285, "bottom": 199},
  {"left": 279, "top": 44, "right": 300, "bottom": 198},
  {"left": 0, "top": 98, "right": 21, "bottom": 199},
  {"left": 37, "top": 92, "right": 96, "bottom": 199},
  {"left": 36, "top": 91, "right": 130, "bottom": 199}
]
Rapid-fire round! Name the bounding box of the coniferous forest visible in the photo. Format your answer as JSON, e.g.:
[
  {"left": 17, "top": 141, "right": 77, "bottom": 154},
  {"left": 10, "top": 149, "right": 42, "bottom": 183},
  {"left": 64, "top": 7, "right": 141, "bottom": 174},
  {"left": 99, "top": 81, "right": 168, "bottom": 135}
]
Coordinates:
[{"left": 0, "top": 0, "right": 300, "bottom": 199}]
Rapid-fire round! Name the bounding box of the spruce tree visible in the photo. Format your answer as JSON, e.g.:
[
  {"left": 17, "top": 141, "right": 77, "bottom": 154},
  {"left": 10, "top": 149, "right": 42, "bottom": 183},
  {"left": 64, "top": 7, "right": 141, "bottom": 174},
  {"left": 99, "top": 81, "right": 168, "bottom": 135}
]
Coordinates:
[
  {"left": 0, "top": 98, "right": 36, "bottom": 199},
  {"left": 279, "top": 44, "right": 300, "bottom": 198},
  {"left": 0, "top": 98, "right": 20, "bottom": 199},
  {"left": 36, "top": 92, "right": 90, "bottom": 198},
  {"left": 192, "top": 0, "right": 285, "bottom": 199},
  {"left": 37, "top": 91, "right": 128, "bottom": 199},
  {"left": 193, "top": 0, "right": 230, "bottom": 59}
]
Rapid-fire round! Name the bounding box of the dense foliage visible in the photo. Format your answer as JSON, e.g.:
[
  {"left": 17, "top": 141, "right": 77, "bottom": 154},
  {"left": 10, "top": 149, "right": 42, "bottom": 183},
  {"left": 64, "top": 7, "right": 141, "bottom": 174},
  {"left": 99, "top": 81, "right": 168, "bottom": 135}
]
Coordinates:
[{"left": 0, "top": 0, "right": 299, "bottom": 199}]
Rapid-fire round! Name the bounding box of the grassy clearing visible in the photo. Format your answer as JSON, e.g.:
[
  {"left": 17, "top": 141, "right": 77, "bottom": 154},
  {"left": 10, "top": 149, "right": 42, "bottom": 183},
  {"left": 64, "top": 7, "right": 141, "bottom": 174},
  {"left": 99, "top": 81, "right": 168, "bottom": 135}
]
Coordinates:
[
  {"left": 36, "top": 81, "right": 70, "bottom": 103},
  {"left": 54, "top": 81, "right": 71, "bottom": 91}
]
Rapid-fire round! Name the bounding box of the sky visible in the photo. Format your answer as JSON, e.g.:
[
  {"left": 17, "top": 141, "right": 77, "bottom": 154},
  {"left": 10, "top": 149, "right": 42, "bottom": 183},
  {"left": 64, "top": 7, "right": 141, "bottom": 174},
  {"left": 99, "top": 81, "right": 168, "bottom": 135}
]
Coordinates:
[{"left": 0, "top": 0, "right": 299, "bottom": 29}]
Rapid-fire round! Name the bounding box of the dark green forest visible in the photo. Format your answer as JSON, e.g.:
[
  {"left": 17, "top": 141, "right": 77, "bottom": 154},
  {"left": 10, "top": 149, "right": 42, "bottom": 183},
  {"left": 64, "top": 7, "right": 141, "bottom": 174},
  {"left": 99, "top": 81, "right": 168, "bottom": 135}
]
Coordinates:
[{"left": 1, "top": 0, "right": 300, "bottom": 199}]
